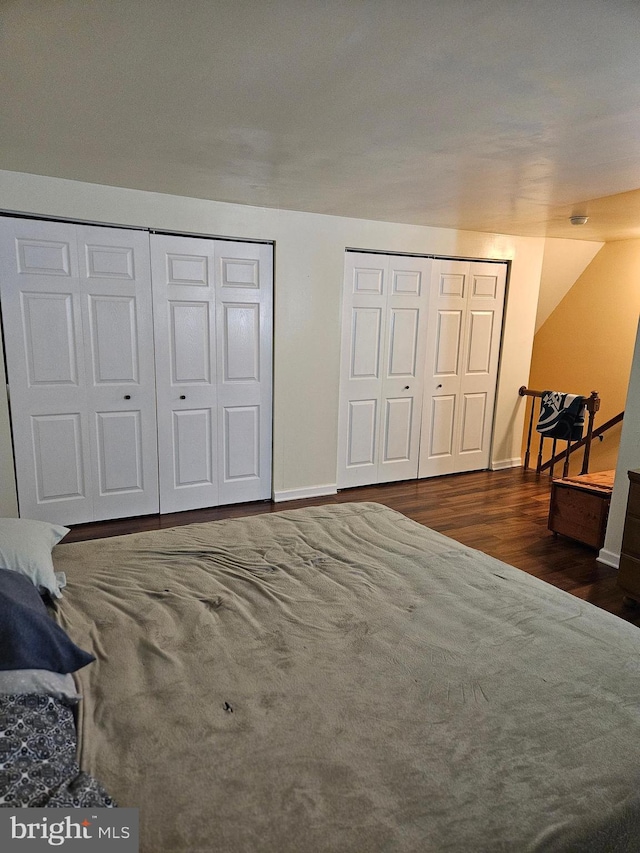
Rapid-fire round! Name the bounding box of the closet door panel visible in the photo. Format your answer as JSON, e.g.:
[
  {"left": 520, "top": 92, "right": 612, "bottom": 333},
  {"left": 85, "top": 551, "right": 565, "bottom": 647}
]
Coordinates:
[
  {"left": 419, "top": 260, "right": 506, "bottom": 477},
  {"left": 419, "top": 260, "right": 469, "bottom": 477},
  {"left": 458, "top": 263, "right": 506, "bottom": 469},
  {"left": 0, "top": 218, "right": 94, "bottom": 524},
  {"left": 460, "top": 393, "right": 487, "bottom": 454},
  {"left": 377, "top": 256, "right": 430, "bottom": 484},
  {"left": 350, "top": 307, "right": 383, "bottom": 378},
  {"left": 172, "top": 408, "right": 214, "bottom": 488},
  {"left": 31, "top": 413, "right": 87, "bottom": 504},
  {"left": 22, "top": 292, "right": 80, "bottom": 386},
  {"left": 337, "top": 253, "right": 430, "bottom": 488},
  {"left": 215, "top": 241, "right": 272, "bottom": 504},
  {"left": 152, "top": 235, "right": 272, "bottom": 511},
  {"left": 95, "top": 411, "right": 144, "bottom": 493},
  {"left": 88, "top": 295, "right": 140, "bottom": 384},
  {"left": 337, "top": 254, "right": 387, "bottom": 488},
  {"left": 387, "top": 308, "right": 420, "bottom": 376},
  {"left": 151, "top": 234, "right": 218, "bottom": 514},
  {"left": 223, "top": 406, "right": 260, "bottom": 481},
  {"left": 346, "top": 399, "right": 378, "bottom": 467},
  {"left": 382, "top": 397, "right": 413, "bottom": 463},
  {"left": 169, "top": 301, "right": 212, "bottom": 383},
  {"left": 434, "top": 310, "right": 463, "bottom": 375},
  {"left": 15, "top": 237, "right": 72, "bottom": 276},
  {"left": 428, "top": 395, "right": 456, "bottom": 459},
  {"left": 222, "top": 303, "right": 260, "bottom": 382},
  {"left": 78, "top": 226, "right": 158, "bottom": 520},
  {"left": 465, "top": 311, "right": 494, "bottom": 374}
]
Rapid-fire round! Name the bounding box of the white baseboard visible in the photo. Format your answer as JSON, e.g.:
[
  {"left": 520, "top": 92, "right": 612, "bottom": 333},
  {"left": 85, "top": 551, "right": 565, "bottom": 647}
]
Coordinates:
[
  {"left": 491, "top": 457, "right": 522, "bottom": 471},
  {"left": 273, "top": 484, "right": 338, "bottom": 503},
  {"left": 597, "top": 548, "right": 620, "bottom": 569}
]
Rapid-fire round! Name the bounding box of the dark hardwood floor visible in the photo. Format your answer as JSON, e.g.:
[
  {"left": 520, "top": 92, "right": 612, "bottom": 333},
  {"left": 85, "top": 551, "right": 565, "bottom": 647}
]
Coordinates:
[{"left": 64, "top": 467, "right": 640, "bottom": 628}]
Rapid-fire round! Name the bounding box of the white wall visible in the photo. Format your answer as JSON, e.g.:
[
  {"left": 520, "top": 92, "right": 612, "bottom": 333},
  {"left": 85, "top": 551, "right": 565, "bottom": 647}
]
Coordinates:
[
  {"left": 0, "top": 170, "right": 545, "bottom": 514},
  {"left": 600, "top": 318, "right": 640, "bottom": 567}
]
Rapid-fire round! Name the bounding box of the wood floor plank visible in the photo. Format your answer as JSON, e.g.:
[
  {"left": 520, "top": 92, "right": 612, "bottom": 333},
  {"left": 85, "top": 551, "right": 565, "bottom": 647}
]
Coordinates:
[{"left": 64, "top": 468, "right": 639, "bottom": 627}]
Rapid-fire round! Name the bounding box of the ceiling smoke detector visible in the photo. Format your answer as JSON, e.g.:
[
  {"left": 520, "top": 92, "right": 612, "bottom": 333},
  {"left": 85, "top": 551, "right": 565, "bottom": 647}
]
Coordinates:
[{"left": 570, "top": 215, "right": 589, "bottom": 226}]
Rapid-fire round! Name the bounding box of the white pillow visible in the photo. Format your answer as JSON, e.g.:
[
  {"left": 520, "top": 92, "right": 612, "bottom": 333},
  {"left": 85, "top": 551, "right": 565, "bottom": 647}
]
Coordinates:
[
  {"left": 0, "top": 518, "right": 69, "bottom": 598},
  {"left": 0, "top": 669, "right": 80, "bottom": 701}
]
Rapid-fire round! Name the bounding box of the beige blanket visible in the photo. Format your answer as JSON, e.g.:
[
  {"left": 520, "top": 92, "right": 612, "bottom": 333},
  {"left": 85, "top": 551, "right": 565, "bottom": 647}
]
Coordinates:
[{"left": 53, "top": 502, "right": 640, "bottom": 852}]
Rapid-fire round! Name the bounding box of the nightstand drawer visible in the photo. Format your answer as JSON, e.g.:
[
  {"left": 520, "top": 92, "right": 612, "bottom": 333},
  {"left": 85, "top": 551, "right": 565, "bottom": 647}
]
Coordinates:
[
  {"left": 618, "top": 553, "right": 640, "bottom": 598},
  {"left": 617, "top": 470, "right": 640, "bottom": 602},
  {"left": 621, "top": 512, "right": 640, "bottom": 559}
]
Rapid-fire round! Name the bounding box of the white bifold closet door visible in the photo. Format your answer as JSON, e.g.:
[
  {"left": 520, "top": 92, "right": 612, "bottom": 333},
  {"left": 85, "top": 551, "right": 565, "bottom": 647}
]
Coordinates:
[
  {"left": 337, "top": 252, "right": 431, "bottom": 488},
  {"left": 150, "top": 234, "right": 272, "bottom": 513},
  {"left": 0, "top": 217, "right": 159, "bottom": 524},
  {"left": 418, "top": 259, "right": 507, "bottom": 478},
  {"left": 0, "top": 218, "right": 273, "bottom": 524}
]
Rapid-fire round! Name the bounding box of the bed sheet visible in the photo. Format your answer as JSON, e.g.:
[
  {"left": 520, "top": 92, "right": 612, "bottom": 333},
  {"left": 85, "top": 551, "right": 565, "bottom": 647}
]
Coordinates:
[{"left": 53, "top": 502, "right": 640, "bottom": 852}]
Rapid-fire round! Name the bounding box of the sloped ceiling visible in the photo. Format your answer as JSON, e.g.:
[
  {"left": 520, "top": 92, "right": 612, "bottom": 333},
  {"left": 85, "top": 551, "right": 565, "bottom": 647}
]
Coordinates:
[
  {"left": 2, "top": 0, "right": 640, "bottom": 240},
  {"left": 536, "top": 239, "right": 604, "bottom": 331}
]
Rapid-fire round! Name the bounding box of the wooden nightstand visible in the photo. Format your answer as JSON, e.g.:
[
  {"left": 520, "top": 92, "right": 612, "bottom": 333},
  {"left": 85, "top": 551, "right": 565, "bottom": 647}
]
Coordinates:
[{"left": 617, "top": 470, "right": 640, "bottom": 603}]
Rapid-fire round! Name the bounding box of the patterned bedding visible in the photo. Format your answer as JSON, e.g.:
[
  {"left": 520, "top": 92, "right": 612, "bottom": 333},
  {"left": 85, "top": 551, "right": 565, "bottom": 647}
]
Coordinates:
[{"left": 0, "top": 694, "right": 115, "bottom": 808}]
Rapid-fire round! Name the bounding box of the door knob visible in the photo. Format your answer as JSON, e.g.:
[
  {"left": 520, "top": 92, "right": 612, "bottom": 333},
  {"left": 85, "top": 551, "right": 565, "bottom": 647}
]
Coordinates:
[
  {"left": 124, "top": 394, "right": 131, "bottom": 400},
  {"left": 404, "top": 385, "right": 410, "bottom": 390},
  {"left": 436, "top": 384, "right": 443, "bottom": 389},
  {"left": 180, "top": 395, "right": 186, "bottom": 400}
]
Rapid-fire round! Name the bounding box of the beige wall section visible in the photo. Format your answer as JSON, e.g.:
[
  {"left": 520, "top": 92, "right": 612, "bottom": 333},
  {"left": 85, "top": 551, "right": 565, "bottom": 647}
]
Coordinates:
[
  {"left": 535, "top": 238, "right": 603, "bottom": 332},
  {"left": 0, "top": 169, "right": 544, "bottom": 512},
  {"left": 601, "top": 319, "right": 640, "bottom": 567},
  {"left": 526, "top": 238, "right": 640, "bottom": 475}
]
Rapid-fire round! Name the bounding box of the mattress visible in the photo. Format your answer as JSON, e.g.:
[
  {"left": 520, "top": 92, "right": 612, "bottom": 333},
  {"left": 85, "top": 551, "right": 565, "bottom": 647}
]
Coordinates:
[{"left": 52, "top": 502, "right": 640, "bottom": 852}]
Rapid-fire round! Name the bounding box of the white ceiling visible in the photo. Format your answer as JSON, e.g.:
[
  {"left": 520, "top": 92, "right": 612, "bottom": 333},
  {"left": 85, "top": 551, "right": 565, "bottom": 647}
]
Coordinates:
[{"left": 3, "top": 0, "right": 640, "bottom": 241}]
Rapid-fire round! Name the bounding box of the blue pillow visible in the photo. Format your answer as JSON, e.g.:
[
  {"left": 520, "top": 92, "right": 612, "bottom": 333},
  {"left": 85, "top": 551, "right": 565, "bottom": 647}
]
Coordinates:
[{"left": 0, "top": 568, "right": 94, "bottom": 674}]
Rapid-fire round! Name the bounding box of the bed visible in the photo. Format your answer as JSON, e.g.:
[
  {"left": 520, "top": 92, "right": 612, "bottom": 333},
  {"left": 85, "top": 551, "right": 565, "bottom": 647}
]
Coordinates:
[{"left": 6, "top": 501, "right": 640, "bottom": 851}]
